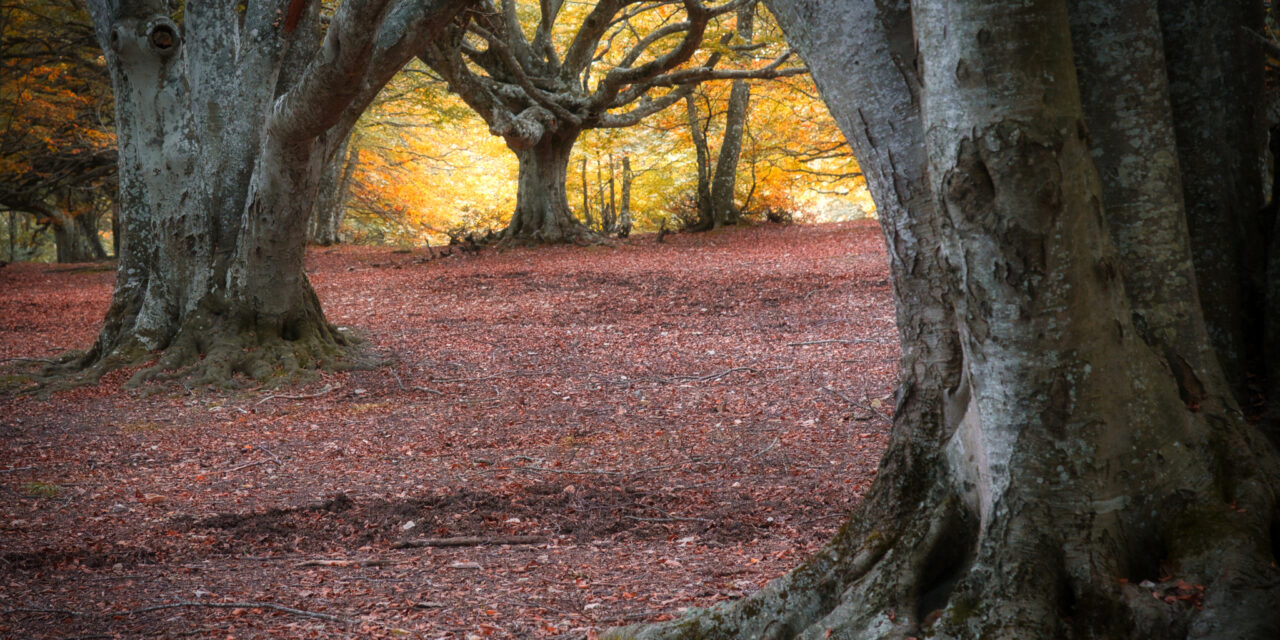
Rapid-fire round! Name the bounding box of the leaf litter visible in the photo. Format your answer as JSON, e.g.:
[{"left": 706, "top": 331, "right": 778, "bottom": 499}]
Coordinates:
[{"left": 0, "top": 221, "right": 897, "bottom": 639}]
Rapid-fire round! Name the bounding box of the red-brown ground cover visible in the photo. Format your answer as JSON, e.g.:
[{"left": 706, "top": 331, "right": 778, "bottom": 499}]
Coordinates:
[{"left": 0, "top": 221, "right": 897, "bottom": 639}]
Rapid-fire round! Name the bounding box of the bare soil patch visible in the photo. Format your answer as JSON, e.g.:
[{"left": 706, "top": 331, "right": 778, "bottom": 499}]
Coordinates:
[{"left": 0, "top": 222, "right": 897, "bottom": 639}]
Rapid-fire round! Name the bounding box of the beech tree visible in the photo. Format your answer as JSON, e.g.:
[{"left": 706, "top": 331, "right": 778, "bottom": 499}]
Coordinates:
[
  {"left": 607, "top": 0, "right": 1280, "bottom": 638},
  {"left": 420, "top": 0, "right": 803, "bottom": 243},
  {"left": 684, "top": 1, "right": 753, "bottom": 231},
  {"left": 65, "top": 0, "right": 469, "bottom": 386}
]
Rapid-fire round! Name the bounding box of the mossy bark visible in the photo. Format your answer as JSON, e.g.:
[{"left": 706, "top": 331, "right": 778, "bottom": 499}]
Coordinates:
[{"left": 56, "top": 0, "right": 465, "bottom": 389}]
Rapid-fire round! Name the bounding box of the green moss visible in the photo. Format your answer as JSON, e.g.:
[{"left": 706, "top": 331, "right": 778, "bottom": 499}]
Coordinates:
[
  {"left": 0, "top": 373, "right": 33, "bottom": 390},
  {"left": 949, "top": 594, "right": 979, "bottom": 623},
  {"left": 21, "top": 480, "right": 62, "bottom": 498}
]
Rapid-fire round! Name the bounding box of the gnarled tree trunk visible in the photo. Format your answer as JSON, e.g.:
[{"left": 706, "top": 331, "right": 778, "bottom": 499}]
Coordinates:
[
  {"left": 63, "top": 0, "right": 469, "bottom": 388},
  {"left": 503, "top": 129, "right": 594, "bottom": 244},
  {"left": 604, "top": 0, "right": 1280, "bottom": 638}
]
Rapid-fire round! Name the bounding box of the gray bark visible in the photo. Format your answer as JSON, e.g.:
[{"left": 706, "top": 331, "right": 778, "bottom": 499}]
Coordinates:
[
  {"left": 67, "top": 0, "right": 470, "bottom": 387},
  {"left": 581, "top": 156, "right": 594, "bottom": 229},
  {"left": 605, "top": 0, "right": 1280, "bottom": 638},
  {"left": 51, "top": 205, "right": 106, "bottom": 263},
  {"left": 504, "top": 129, "right": 587, "bottom": 244},
  {"left": 1158, "top": 0, "right": 1268, "bottom": 399},
  {"left": 685, "top": 92, "right": 715, "bottom": 230},
  {"left": 708, "top": 3, "right": 755, "bottom": 228},
  {"left": 618, "top": 155, "right": 633, "bottom": 237},
  {"left": 309, "top": 133, "right": 359, "bottom": 246},
  {"left": 1067, "top": 0, "right": 1230, "bottom": 404}
]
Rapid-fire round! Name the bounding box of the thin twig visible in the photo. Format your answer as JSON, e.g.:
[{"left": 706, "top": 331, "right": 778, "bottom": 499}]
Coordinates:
[
  {"left": 786, "top": 339, "right": 875, "bottom": 347},
  {"left": 3, "top": 601, "right": 348, "bottom": 623},
  {"left": 430, "top": 372, "right": 506, "bottom": 383},
  {"left": 389, "top": 368, "right": 406, "bottom": 391},
  {"left": 821, "top": 386, "right": 893, "bottom": 423},
  {"left": 503, "top": 462, "right": 682, "bottom": 477},
  {"left": 676, "top": 367, "right": 758, "bottom": 382},
  {"left": 391, "top": 535, "right": 545, "bottom": 549},
  {"left": 0, "top": 466, "right": 35, "bottom": 473},
  {"left": 623, "top": 515, "right": 711, "bottom": 523},
  {"left": 221, "top": 459, "right": 271, "bottom": 473},
  {"left": 257, "top": 445, "right": 283, "bottom": 467},
  {"left": 295, "top": 558, "right": 400, "bottom": 568},
  {"left": 412, "top": 386, "right": 444, "bottom": 395},
  {"left": 255, "top": 384, "right": 339, "bottom": 405},
  {"left": 752, "top": 437, "right": 779, "bottom": 459}
]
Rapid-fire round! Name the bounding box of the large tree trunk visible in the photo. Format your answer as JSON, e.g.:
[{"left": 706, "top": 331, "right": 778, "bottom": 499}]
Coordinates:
[
  {"left": 60, "top": 0, "right": 469, "bottom": 388},
  {"left": 62, "top": 6, "right": 348, "bottom": 388},
  {"left": 604, "top": 0, "right": 1280, "bottom": 638},
  {"left": 503, "top": 129, "right": 594, "bottom": 244}
]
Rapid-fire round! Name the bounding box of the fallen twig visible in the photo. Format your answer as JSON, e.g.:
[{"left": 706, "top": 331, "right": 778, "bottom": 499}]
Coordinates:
[
  {"left": 430, "top": 372, "right": 508, "bottom": 383},
  {"left": 257, "top": 445, "right": 283, "bottom": 467},
  {"left": 503, "top": 462, "right": 682, "bottom": 477},
  {"left": 3, "top": 601, "right": 349, "bottom": 624},
  {"left": 821, "top": 386, "right": 893, "bottom": 423},
  {"left": 786, "top": 339, "right": 874, "bottom": 347},
  {"left": 222, "top": 459, "right": 271, "bottom": 473},
  {"left": 295, "top": 558, "right": 400, "bottom": 568},
  {"left": 752, "top": 437, "right": 780, "bottom": 458},
  {"left": 412, "top": 386, "right": 444, "bottom": 395},
  {"left": 255, "top": 383, "right": 339, "bottom": 405},
  {"left": 392, "top": 535, "right": 545, "bottom": 549},
  {"left": 676, "top": 367, "right": 758, "bottom": 382},
  {"left": 623, "top": 515, "right": 711, "bottom": 523},
  {"left": 0, "top": 466, "right": 35, "bottom": 473}
]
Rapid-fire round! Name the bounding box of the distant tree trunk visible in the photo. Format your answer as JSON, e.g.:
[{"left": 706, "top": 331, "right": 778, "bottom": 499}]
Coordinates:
[
  {"left": 617, "top": 155, "right": 632, "bottom": 237},
  {"left": 504, "top": 129, "right": 592, "bottom": 244},
  {"left": 74, "top": 204, "right": 108, "bottom": 260},
  {"left": 109, "top": 199, "right": 119, "bottom": 257},
  {"left": 685, "top": 93, "right": 715, "bottom": 231},
  {"left": 581, "top": 156, "right": 594, "bottom": 229},
  {"left": 309, "top": 133, "right": 358, "bottom": 246},
  {"left": 606, "top": 153, "right": 618, "bottom": 232},
  {"left": 708, "top": 3, "right": 755, "bottom": 227},
  {"left": 7, "top": 210, "right": 14, "bottom": 262},
  {"left": 50, "top": 209, "right": 98, "bottom": 263}
]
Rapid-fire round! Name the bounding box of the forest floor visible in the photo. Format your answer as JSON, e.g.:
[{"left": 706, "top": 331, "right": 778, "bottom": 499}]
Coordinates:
[{"left": 0, "top": 221, "right": 898, "bottom": 639}]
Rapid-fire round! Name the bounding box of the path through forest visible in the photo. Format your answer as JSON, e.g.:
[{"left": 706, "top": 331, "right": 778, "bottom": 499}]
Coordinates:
[{"left": 0, "top": 221, "right": 896, "bottom": 639}]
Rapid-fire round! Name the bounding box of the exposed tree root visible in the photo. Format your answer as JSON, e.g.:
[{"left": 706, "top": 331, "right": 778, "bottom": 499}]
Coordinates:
[
  {"left": 605, "top": 415, "right": 1280, "bottom": 640},
  {"left": 28, "top": 297, "right": 372, "bottom": 395},
  {"left": 498, "top": 222, "right": 612, "bottom": 248}
]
